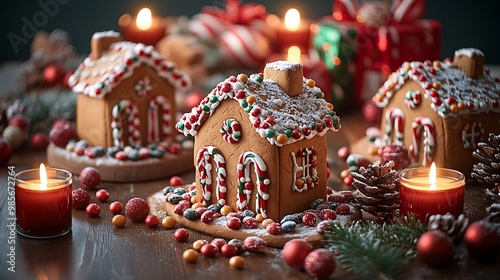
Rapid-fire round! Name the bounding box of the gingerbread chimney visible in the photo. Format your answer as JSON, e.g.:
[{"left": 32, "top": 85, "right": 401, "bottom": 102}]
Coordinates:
[
  {"left": 453, "top": 48, "right": 484, "bottom": 79},
  {"left": 91, "top": 31, "right": 122, "bottom": 59},
  {"left": 263, "top": 61, "right": 304, "bottom": 97}
]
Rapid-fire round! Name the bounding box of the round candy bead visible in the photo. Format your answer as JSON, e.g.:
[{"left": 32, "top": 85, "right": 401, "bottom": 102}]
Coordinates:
[
  {"left": 220, "top": 205, "right": 233, "bottom": 216},
  {"left": 229, "top": 256, "right": 245, "bottom": 269},
  {"left": 192, "top": 239, "right": 208, "bottom": 251},
  {"left": 112, "top": 215, "right": 127, "bottom": 228},
  {"left": 174, "top": 228, "right": 189, "bottom": 242},
  {"left": 183, "top": 249, "right": 198, "bottom": 263},
  {"left": 200, "top": 244, "right": 218, "bottom": 257},
  {"left": 161, "top": 216, "right": 177, "bottom": 229}
]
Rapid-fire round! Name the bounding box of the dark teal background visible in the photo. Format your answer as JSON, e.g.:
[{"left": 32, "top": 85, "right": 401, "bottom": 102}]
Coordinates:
[{"left": 1, "top": 0, "right": 499, "bottom": 64}]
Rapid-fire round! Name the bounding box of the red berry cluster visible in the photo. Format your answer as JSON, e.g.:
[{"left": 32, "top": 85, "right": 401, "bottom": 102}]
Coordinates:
[{"left": 282, "top": 239, "right": 336, "bottom": 279}]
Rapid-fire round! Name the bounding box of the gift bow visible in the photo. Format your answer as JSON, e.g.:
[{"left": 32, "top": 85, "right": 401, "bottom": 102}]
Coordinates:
[
  {"left": 332, "top": 0, "right": 426, "bottom": 24},
  {"left": 201, "top": 0, "right": 267, "bottom": 25}
]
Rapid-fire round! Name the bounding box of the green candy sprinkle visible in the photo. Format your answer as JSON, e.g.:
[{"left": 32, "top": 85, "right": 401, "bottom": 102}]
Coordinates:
[
  {"left": 210, "top": 96, "right": 219, "bottom": 103},
  {"left": 284, "top": 129, "right": 292, "bottom": 138},
  {"left": 202, "top": 105, "right": 211, "bottom": 112}
]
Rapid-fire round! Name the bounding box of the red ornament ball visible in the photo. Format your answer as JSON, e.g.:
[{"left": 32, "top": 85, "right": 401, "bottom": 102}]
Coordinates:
[
  {"left": 169, "top": 176, "right": 184, "bottom": 187},
  {"left": 95, "top": 189, "right": 109, "bottom": 202},
  {"left": 79, "top": 167, "right": 101, "bottom": 190},
  {"left": 145, "top": 214, "right": 160, "bottom": 228},
  {"left": 31, "top": 132, "right": 50, "bottom": 151},
  {"left": 337, "top": 146, "right": 350, "bottom": 161},
  {"left": 361, "top": 100, "right": 383, "bottom": 123},
  {"left": 109, "top": 201, "right": 123, "bottom": 214},
  {"left": 43, "top": 64, "right": 67, "bottom": 87},
  {"left": 464, "top": 221, "right": 500, "bottom": 261},
  {"left": 125, "top": 197, "right": 150, "bottom": 223},
  {"left": 282, "top": 239, "right": 314, "bottom": 269},
  {"left": 86, "top": 203, "right": 101, "bottom": 217},
  {"left": 303, "top": 249, "right": 336, "bottom": 279},
  {"left": 0, "top": 139, "right": 13, "bottom": 165},
  {"left": 379, "top": 144, "right": 411, "bottom": 171},
  {"left": 8, "top": 116, "right": 29, "bottom": 132},
  {"left": 186, "top": 91, "right": 206, "bottom": 111},
  {"left": 343, "top": 175, "right": 353, "bottom": 186},
  {"left": 49, "top": 119, "right": 76, "bottom": 148},
  {"left": 174, "top": 228, "right": 190, "bottom": 242},
  {"left": 72, "top": 188, "right": 91, "bottom": 210},
  {"left": 416, "top": 230, "right": 454, "bottom": 267}
]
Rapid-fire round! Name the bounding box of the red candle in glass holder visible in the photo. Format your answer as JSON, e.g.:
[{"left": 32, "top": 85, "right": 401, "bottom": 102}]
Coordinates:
[
  {"left": 271, "top": 8, "right": 311, "bottom": 54},
  {"left": 400, "top": 163, "right": 465, "bottom": 222},
  {"left": 15, "top": 164, "right": 72, "bottom": 238},
  {"left": 119, "top": 8, "right": 166, "bottom": 46}
]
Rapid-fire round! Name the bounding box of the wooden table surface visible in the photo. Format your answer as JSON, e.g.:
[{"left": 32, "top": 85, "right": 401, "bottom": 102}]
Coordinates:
[{"left": 1, "top": 112, "right": 499, "bottom": 280}]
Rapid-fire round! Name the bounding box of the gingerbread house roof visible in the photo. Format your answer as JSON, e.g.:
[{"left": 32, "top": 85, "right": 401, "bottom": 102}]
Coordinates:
[
  {"left": 373, "top": 49, "right": 500, "bottom": 118},
  {"left": 176, "top": 64, "right": 341, "bottom": 147},
  {"left": 68, "top": 32, "right": 190, "bottom": 98}
]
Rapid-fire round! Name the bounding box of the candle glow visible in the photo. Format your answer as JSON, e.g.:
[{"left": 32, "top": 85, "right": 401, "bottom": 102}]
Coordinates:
[
  {"left": 284, "top": 8, "right": 301, "bottom": 31},
  {"left": 136, "top": 8, "right": 153, "bottom": 30},
  {"left": 429, "top": 162, "right": 436, "bottom": 190}
]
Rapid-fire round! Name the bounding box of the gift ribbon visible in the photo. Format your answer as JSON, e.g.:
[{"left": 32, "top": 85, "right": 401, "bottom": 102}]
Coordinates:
[
  {"left": 332, "top": 0, "right": 426, "bottom": 24},
  {"left": 201, "top": 0, "right": 267, "bottom": 26}
]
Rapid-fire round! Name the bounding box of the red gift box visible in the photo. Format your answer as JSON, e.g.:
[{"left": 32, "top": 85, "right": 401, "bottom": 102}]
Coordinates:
[{"left": 332, "top": 0, "right": 442, "bottom": 106}]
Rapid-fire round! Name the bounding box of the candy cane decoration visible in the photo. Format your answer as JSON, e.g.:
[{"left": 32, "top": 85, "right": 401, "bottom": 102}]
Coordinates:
[
  {"left": 409, "top": 117, "right": 435, "bottom": 166},
  {"left": 134, "top": 77, "right": 152, "bottom": 97},
  {"left": 382, "top": 107, "right": 405, "bottom": 146},
  {"left": 196, "top": 146, "right": 227, "bottom": 206},
  {"left": 236, "top": 152, "right": 270, "bottom": 218},
  {"left": 148, "top": 95, "right": 172, "bottom": 144},
  {"left": 404, "top": 90, "right": 421, "bottom": 109},
  {"left": 111, "top": 100, "right": 141, "bottom": 148},
  {"left": 220, "top": 118, "right": 241, "bottom": 144}
]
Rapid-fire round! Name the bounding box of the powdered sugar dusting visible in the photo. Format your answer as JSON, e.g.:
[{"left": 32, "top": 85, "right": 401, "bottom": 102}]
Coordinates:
[
  {"left": 266, "top": 60, "right": 302, "bottom": 71},
  {"left": 92, "top": 30, "right": 121, "bottom": 39},
  {"left": 455, "top": 48, "right": 484, "bottom": 58}
]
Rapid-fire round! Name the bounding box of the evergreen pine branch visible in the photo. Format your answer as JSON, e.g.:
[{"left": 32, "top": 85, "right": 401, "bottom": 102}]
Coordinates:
[{"left": 325, "top": 215, "right": 425, "bottom": 279}]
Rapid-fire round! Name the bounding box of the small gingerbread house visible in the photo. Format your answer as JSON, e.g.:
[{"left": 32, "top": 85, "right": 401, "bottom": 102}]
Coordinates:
[
  {"left": 68, "top": 31, "right": 191, "bottom": 148},
  {"left": 177, "top": 61, "right": 341, "bottom": 221},
  {"left": 373, "top": 48, "right": 500, "bottom": 175}
]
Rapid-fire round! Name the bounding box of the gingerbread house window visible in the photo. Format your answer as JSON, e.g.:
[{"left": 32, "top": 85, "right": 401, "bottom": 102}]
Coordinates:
[
  {"left": 462, "top": 122, "right": 484, "bottom": 149},
  {"left": 291, "top": 147, "right": 319, "bottom": 192}
]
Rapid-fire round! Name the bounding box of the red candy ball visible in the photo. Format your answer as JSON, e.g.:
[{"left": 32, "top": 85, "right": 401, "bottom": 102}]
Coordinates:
[
  {"left": 125, "top": 197, "right": 150, "bottom": 223},
  {"left": 109, "top": 201, "right": 123, "bottom": 214},
  {"left": 31, "top": 132, "right": 50, "bottom": 151},
  {"left": 79, "top": 167, "right": 101, "bottom": 190},
  {"left": 169, "top": 176, "right": 184, "bottom": 187},
  {"left": 227, "top": 216, "right": 242, "bottom": 230},
  {"left": 302, "top": 212, "right": 318, "bottom": 227},
  {"left": 86, "top": 203, "right": 101, "bottom": 217},
  {"left": 95, "top": 189, "right": 109, "bottom": 202},
  {"left": 72, "top": 188, "right": 91, "bottom": 210},
  {"left": 145, "top": 214, "right": 160, "bottom": 228},
  {"left": 417, "top": 230, "right": 454, "bottom": 267},
  {"left": 200, "top": 243, "right": 218, "bottom": 257},
  {"left": 266, "top": 222, "right": 282, "bottom": 235},
  {"left": 220, "top": 243, "right": 238, "bottom": 257},
  {"left": 337, "top": 146, "right": 350, "bottom": 161},
  {"left": 304, "top": 249, "right": 336, "bottom": 279},
  {"left": 464, "top": 221, "right": 500, "bottom": 261},
  {"left": 43, "top": 64, "right": 67, "bottom": 87},
  {"left": 174, "top": 228, "right": 189, "bottom": 242},
  {"left": 282, "top": 239, "right": 313, "bottom": 269},
  {"left": 210, "top": 238, "right": 227, "bottom": 250},
  {"left": 243, "top": 236, "right": 266, "bottom": 254}
]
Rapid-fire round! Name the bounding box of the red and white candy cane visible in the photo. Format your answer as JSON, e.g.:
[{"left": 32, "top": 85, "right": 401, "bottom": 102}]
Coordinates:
[
  {"left": 220, "top": 118, "right": 241, "bottom": 144},
  {"left": 409, "top": 117, "right": 435, "bottom": 167},
  {"left": 236, "top": 151, "right": 270, "bottom": 218},
  {"left": 382, "top": 107, "right": 405, "bottom": 146},
  {"left": 111, "top": 100, "right": 141, "bottom": 148},
  {"left": 148, "top": 95, "right": 172, "bottom": 144},
  {"left": 196, "top": 146, "right": 227, "bottom": 206}
]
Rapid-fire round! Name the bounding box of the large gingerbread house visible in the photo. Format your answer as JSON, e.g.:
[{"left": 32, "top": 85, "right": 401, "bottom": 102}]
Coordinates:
[
  {"left": 373, "top": 48, "right": 500, "bottom": 175},
  {"left": 177, "top": 61, "right": 341, "bottom": 221},
  {"left": 68, "top": 31, "right": 191, "bottom": 148}
]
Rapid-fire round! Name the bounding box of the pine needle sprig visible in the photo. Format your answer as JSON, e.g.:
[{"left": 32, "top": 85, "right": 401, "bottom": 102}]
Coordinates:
[{"left": 325, "top": 215, "right": 425, "bottom": 279}]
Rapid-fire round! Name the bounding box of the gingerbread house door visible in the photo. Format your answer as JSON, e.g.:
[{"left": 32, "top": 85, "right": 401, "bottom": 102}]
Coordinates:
[
  {"left": 111, "top": 99, "right": 142, "bottom": 148},
  {"left": 236, "top": 151, "right": 270, "bottom": 218},
  {"left": 196, "top": 146, "right": 227, "bottom": 206},
  {"left": 147, "top": 95, "right": 173, "bottom": 144}
]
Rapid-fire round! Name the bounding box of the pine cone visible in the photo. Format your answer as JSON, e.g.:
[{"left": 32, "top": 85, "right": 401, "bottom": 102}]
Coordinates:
[
  {"left": 485, "top": 186, "right": 500, "bottom": 203},
  {"left": 428, "top": 213, "right": 469, "bottom": 244},
  {"left": 351, "top": 160, "right": 399, "bottom": 222},
  {"left": 485, "top": 203, "right": 500, "bottom": 224},
  {"left": 472, "top": 133, "right": 500, "bottom": 188}
]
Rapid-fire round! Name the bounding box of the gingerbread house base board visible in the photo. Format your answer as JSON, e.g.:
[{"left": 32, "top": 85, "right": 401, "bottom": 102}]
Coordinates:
[
  {"left": 47, "top": 143, "right": 193, "bottom": 182},
  {"left": 147, "top": 185, "right": 359, "bottom": 248}
]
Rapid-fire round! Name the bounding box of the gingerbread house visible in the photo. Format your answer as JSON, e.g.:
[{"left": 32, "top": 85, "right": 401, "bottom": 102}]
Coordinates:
[
  {"left": 68, "top": 31, "right": 191, "bottom": 148},
  {"left": 176, "top": 61, "right": 341, "bottom": 221},
  {"left": 373, "top": 48, "right": 500, "bottom": 175}
]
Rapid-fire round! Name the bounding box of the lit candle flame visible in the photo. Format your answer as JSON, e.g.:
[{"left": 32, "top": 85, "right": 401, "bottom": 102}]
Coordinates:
[
  {"left": 284, "top": 8, "right": 301, "bottom": 31},
  {"left": 40, "top": 163, "right": 47, "bottom": 190},
  {"left": 287, "top": 46, "right": 301, "bottom": 63},
  {"left": 136, "top": 8, "right": 153, "bottom": 30},
  {"left": 429, "top": 162, "right": 436, "bottom": 190}
]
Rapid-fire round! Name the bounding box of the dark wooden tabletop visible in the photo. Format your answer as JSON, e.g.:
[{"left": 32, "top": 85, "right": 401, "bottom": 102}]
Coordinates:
[{"left": 1, "top": 112, "right": 499, "bottom": 280}]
